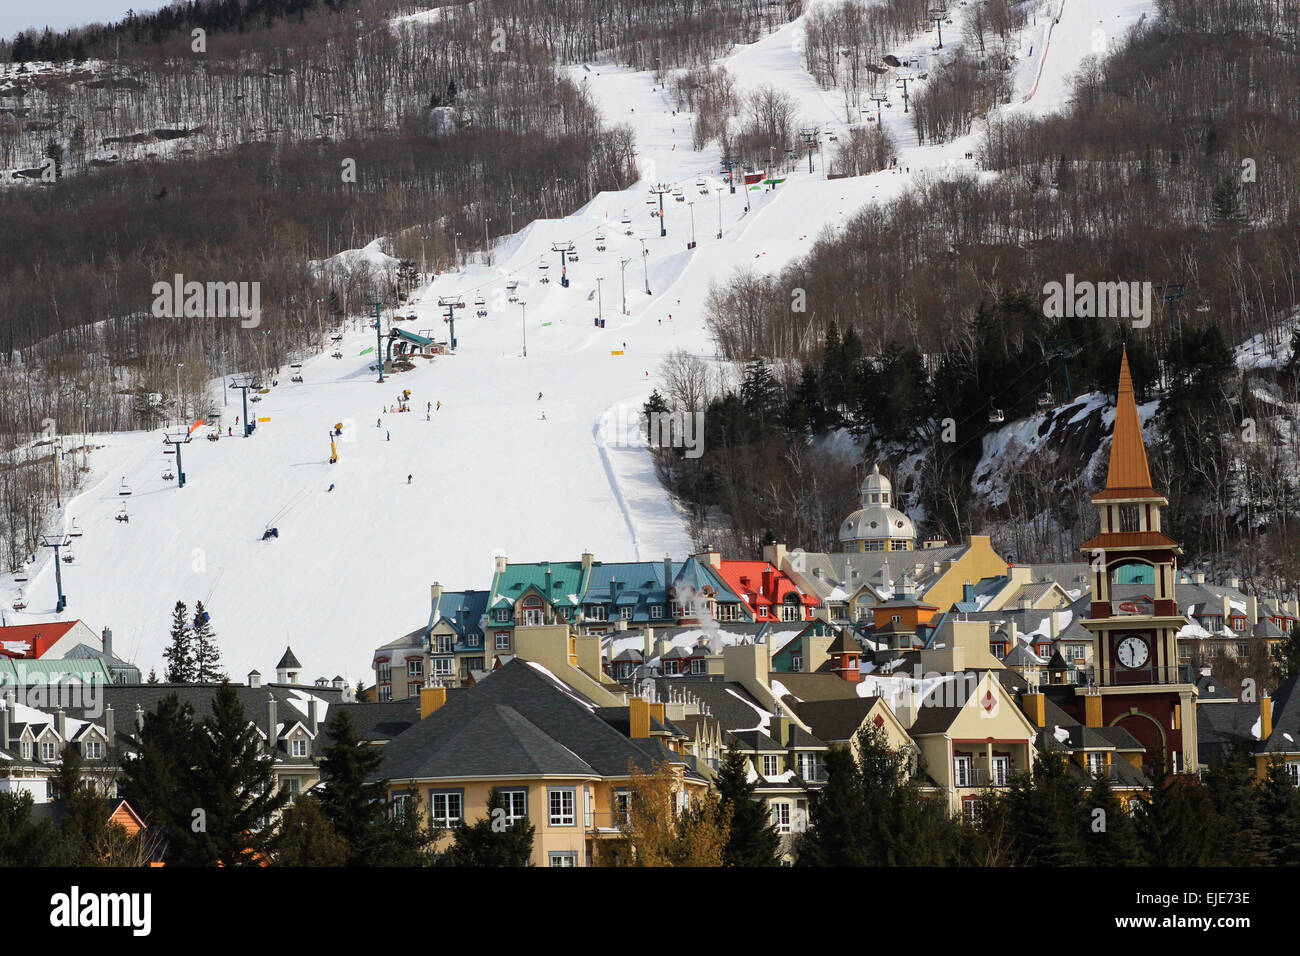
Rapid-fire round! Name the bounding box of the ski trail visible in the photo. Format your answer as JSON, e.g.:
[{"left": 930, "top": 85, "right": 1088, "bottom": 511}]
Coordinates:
[{"left": 592, "top": 412, "right": 643, "bottom": 561}]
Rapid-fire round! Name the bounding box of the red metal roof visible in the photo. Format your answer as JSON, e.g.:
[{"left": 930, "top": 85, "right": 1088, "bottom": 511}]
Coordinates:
[
  {"left": 0, "top": 621, "right": 80, "bottom": 658},
  {"left": 714, "top": 560, "right": 817, "bottom": 621}
]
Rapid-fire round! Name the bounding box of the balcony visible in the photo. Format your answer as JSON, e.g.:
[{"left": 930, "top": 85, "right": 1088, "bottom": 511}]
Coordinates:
[
  {"left": 1092, "top": 665, "right": 1192, "bottom": 687},
  {"left": 954, "top": 766, "right": 1020, "bottom": 788}
]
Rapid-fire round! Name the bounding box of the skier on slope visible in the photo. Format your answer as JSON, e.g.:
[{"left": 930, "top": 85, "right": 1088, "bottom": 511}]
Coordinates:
[
  {"left": 537, "top": 391, "right": 542, "bottom": 400},
  {"left": 407, "top": 474, "right": 412, "bottom": 484}
]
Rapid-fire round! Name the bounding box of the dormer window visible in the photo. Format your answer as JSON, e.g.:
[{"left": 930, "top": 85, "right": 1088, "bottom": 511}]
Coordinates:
[
  {"left": 522, "top": 595, "right": 545, "bottom": 626},
  {"left": 650, "top": 605, "right": 663, "bottom": 619},
  {"left": 84, "top": 739, "right": 103, "bottom": 760},
  {"left": 585, "top": 604, "right": 607, "bottom": 622},
  {"left": 20, "top": 740, "right": 31, "bottom": 760},
  {"left": 291, "top": 737, "right": 308, "bottom": 758},
  {"left": 40, "top": 739, "right": 57, "bottom": 761}
]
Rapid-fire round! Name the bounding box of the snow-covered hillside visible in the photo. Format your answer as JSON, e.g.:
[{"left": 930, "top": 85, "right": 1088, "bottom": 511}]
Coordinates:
[{"left": 0, "top": 0, "right": 1154, "bottom": 682}]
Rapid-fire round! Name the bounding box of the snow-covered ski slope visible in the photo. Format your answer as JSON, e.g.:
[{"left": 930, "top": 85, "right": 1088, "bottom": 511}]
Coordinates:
[{"left": 1, "top": 0, "right": 1152, "bottom": 681}]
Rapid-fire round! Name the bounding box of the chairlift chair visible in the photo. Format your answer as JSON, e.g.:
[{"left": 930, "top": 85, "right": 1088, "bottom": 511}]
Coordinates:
[
  {"left": 1037, "top": 392, "right": 1053, "bottom": 408},
  {"left": 11, "top": 590, "right": 25, "bottom": 611},
  {"left": 62, "top": 549, "right": 75, "bottom": 563},
  {"left": 13, "top": 566, "right": 28, "bottom": 583},
  {"left": 989, "top": 408, "right": 1005, "bottom": 424},
  {"left": 115, "top": 505, "right": 130, "bottom": 523},
  {"left": 474, "top": 294, "right": 486, "bottom": 306},
  {"left": 69, "top": 520, "right": 84, "bottom": 537},
  {"left": 163, "top": 466, "right": 175, "bottom": 480},
  {"left": 118, "top": 477, "right": 132, "bottom": 496},
  {"left": 332, "top": 351, "right": 343, "bottom": 359}
]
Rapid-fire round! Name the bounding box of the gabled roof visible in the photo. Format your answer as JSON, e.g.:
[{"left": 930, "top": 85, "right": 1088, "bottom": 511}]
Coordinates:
[
  {"left": 429, "top": 589, "right": 489, "bottom": 639},
  {"left": 791, "top": 697, "right": 882, "bottom": 743},
  {"left": 0, "top": 621, "right": 80, "bottom": 659},
  {"left": 1258, "top": 675, "right": 1300, "bottom": 756},
  {"left": 490, "top": 560, "right": 589, "bottom": 609}
]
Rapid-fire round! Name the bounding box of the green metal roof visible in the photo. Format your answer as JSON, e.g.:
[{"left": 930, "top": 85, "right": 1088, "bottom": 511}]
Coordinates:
[{"left": 0, "top": 657, "right": 114, "bottom": 684}]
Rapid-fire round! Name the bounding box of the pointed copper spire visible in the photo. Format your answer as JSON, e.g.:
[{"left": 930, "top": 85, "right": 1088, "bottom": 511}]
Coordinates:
[{"left": 1099, "top": 347, "right": 1158, "bottom": 498}]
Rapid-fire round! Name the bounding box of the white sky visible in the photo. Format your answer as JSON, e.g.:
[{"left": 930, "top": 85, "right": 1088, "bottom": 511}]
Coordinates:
[{"left": 2, "top": 1, "right": 178, "bottom": 39}]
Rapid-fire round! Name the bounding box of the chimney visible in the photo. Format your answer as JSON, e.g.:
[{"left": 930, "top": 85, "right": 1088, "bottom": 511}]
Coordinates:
[
  {"left": 431, "top": 581, "right": 443, "bottom": 613},
  {"left": 1261, "top": 694, "right": 1273, "bottom": 741},
  {"left": 654, "top": 631, "right": 666, "bottom": 660},
  {"left": 1194, "top": 571, "right": 1205, "bottom": 584},
  {"left": 494, "top": 553, "right": 507, "bottom": 574},
  {"left": 248, "top": 670, "right": 262, "bottom": 689},
  {"left": 307, "top": 698, "right": 318, "bottom": 736},
  {"left": 0, "top": 700, "right": 9, "bottom": 750},
  {"left": 267, "top": 694, "right": 278, "bottom": 751},
  {"left": 134, "top": 704, "right": 144, "bottom": 735},
  {"left": 629, "top": 697, "right": 651, "bottom": 738},
  {"left": 1007, "top": 619, "right": 1018, "bottom": 644},
  {"left": 101, "top": 626, "right": 113, "bottom": 661},
  {"left": 1199, "top": 664, "right": 1212, "bottom": 677},
  {"left": 54, "top": 708, "right": 66, "bottom": 741},
  {"left": 1018, "top": 593, "right": 1032, "bottom": 612},
  {"left": 1227, "top": 575, "right": 1240, "bottom": 590},
  {"left": 1248, "top": 595, "right": 1258, "bottom": 625},
  {"left": 643, "top": 626, "right": 653, "bottom": 659},
  {"left": 770, "top": 713, "right": 789, "bottom": 747},
  {"left": 581, "top": 551, "right": 594, "bottom": 571},
  {"left": 1084, "top": 689, "right": 1102, "bottom": 728},
  {"left": 663, "top": 554, "right": 673, "bottom": 587},
  {"left": 1049, "top": 611, "right": 1059, "bottom": 640},
  {"left": 963, "top": 581, "right": 975, "bottom": 605},
  {"left": 615, "top": 618, "right": 627, "bottom": 632},
  {"left": 420, "top": 685, "right": 447, "bottom": 719},
  {"left": 1021, "top": 692, "right": 1046, "bottom": 727},
  {"left": 1221, "top": 595, "right": 1231, "bottom": 627},
  {"left": 763, "top": 542, "right": 787, "bottom": 569},
  {"left": 104, "top": 705, "right": 114, "bottom": 748}
]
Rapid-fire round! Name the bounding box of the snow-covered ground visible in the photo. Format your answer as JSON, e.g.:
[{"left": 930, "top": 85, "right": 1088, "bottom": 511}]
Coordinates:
[{"left": 2, "top": 0, "right": 1155, "bottom": 682}]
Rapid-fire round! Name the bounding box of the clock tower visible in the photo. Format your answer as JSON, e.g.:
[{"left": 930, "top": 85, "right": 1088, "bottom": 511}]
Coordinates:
[{"left": 1072, "top": 348, "right": 1198, "bottom": 772}]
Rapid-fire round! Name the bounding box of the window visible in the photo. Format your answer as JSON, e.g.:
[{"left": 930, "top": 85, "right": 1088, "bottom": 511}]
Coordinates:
[
  {"left": 21, "top": 740, "right": 31, "bottom": 760},
  {"left": 669, "top": 600, "right": 682, "bottom": 617},
  {"left": 1067, "top": 644, "right": 1087, "bottom": 661},
  {"left": 377, "top": 662, "right": 391, "bottom": 682},
  {"left": 990, "top": 642, "right": 1007, "bottom": 659},
  {"left": 41, "top": 740, "right": 57, "bottom": 761},
  {"left": 495, "top": 632, "right": 511, "bottom": 650},
  {"left": 791, "top": 655, "right": 803, "bottom": 672},
  {"left": 780, "top": 602, "right": 801, "bottom": 622},
  {"left": 991, "top": 755, "right": 1009, "bottom": 786},
  {"left": 770, "top": 802, "right": 791, "bottom": 833},
  {"left": 467, "top": 633, "right": 480, "bottom": 647},
  {"left": 548, "top": 788, "right": 576, "bottom": 826},
  {"left": 1233, "top": 619, "right": 1245, "bottom": 631},
  {"left": 407, "top": 659, "right": 423, "bottom": 677},
  {"left": 84, "top": 739, "right": 103, "bottom": 760},
  {"left": 523, "top": 607, "right": 544, "bottom": 626},
  {"left": 432, "top": 658, "right": 453, "bottom": 677},
  {"left": 291, "top": 737, "right": 308, "bottom": 757},
  {"left": 954, "top": 755, "right": 972, "bottom": 787},
  {"left": 1285, "top": 763, "right": 1300, "bottom": 787},
  {"left": 548, "top": 852, "right": 578, "bottom": 867},
  {"left": 891, "top": 614, "right": 902, "bottom": 624},
  {"left": 1236, "top": 643, "right": 1249, "bottom": 658},
  {"left": 650, "top": 605, "right": 663, "bottom": 619},
  {"left": 1087, "top": 752, "right": 1105, "bottom": 776},
  {"left": 662, "top": 659, "right": 681, "bottom": 676},
  {"left": 619, "top": 606, "right": 633, "bottom": 620},
  {"left": 762, "top": 754, "right": 780, "bottom": 776},
  {"left": 499, "top": 789, "right": 528, "bottom": 823},
  {"left": 435, "top": 635, "right": 453, "bottom": 654},
  {"left": 614, "top": 790, "right": 632, "bottom": 825},
  {"left": 717, "top": 603, "right": 738, "bottom": 622},
  {"left": 962, "top": 799, "right": 981, "bottom": 823},
  {"left": 492, "top": 608, "right": 510, "bottom": 623},
  {"left": 585, "top": 604, "right": 607, "bottom": 622},
  {"left": 378, "top": 684, "right": 392, "bottom": 702},
  {"left": 283, "top": 777, "right": 302, "bottom": 804},
  {"left": 690, "top": 658, "right": 706, "bottom": 675},
  {"left": 429, "top": 791, "right": 463, "bottom": 828},
  {"left": 1179, "top": 645, "right": 1192, "bottom": 661},
  {"left": 391, "top": 792, "right": 411, "bottom": 821},
  {"left": 798, "top": 751, "right": 821, "bottom": 780}
]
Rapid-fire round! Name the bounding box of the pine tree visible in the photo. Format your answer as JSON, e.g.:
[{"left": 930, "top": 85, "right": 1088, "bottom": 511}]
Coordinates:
[
  {"left": 1004, "top": 751, "right": 1086, "bottom": 865},
  {"left": 191, "top": 601, "right": 224, "bottom": 683},
  {"left": 0, "top": 791, "right": 67, "bottom": 866},
  {"left": 1203, "top": 742, "right": 1268, "bottom": 865},
  {"left": 274, "top": 795, "right": 349, "bottom": 866},
  {"left": 188, "top": 682, "right": 289, "bottom": 866},
  {"left": 53, "top": 743, "right": 111, "bottom": 865},
  {"left": 441, "top": 788, "right": 535, "bottom": 866},
  {"left": 1133, "top": 755, "right": 1215, "bottom": 866},
  {"left": 162, "top": 601, "right": 194, "bottom": 683},
  {"left": 796, "top": 742, "right": 872, "bottom": 865},
  {"left": 1256, "top": 758, "right": 1300, "bottom": 865},
  {"left": 715, "top": 747, "right": 780, "bottom": 866},
  {"left": 317, "top": 709, "right": 424, "bottom": 865},
  {"left": 121, "top": 694, "right": 197, "bottom": 849},
  {"left": 1082, "top": 771, "right": 1142, "bottom": 866},
  {"left": 642, "top": 389, "right": 670, "bottom": 443}
]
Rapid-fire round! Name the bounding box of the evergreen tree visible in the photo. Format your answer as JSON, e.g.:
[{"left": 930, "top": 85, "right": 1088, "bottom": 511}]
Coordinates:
[
  {"left": 1256, "top": 758, "right": 1300, "bottom": 865},
  {"left": 642, "top": 389, "right": 670, "bottom": 443},
  {"left": 1133, "top": 755, "right": 1216, "bottom": 866},
  {"left": 1082, "top": 771, "right": 1142, "bottom": 866},
  {"left": 121, "top": 694, "right": 198, "bottom": 852},
  {"left": 191, "top": 601, "right": 224, "bottom": 682},
  {"left": 162, "top": 600, "right": 194, "bottom": 683},
  {"left": 317, "top": 709, "right": 427, "bottom": 865},
  {"left": 274, "top": 794, "right": 349, "bottom": 866},
  {"left": 53, "top": 743, "right": 112, "bottom": 865},
  {"left": 739, "top": 357, "right": 781, "bottom": 439},
  {"left": 1203, "top": 742, "right": 1269, "bottom": 865},
  {"left": 1003, "top": 751, "right": 1086, "bottom": 865},
  {"left": 441, "top": 788, "right": 535, "bottom": 866},
  {"left": 715, "top": 747, "right": 780, "bottom": 866},
  {"left": 187, "top": 682, "right": 289, "bottom": 866},
  {"left": 796, "top": 743, "right": 871, "bottom": 865},
  {"left": 0, "top": 791, "right": 66, "bottom": 866}
]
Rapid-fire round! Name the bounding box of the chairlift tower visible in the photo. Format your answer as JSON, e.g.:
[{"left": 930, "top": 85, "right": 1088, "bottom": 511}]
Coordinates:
[
  {"left": 896, "top": 72, "right": 914, "bottom": 113},
  {"left": 437, "top": 296, "right": 465, "bottom": 350},
  {"left": 929, "top": 8, "right": 948, "bottom": 48},
  {"left": 551, "top": 242, "right": 577, "bottom": 288},
  {"left": 228, "top": 376, "right": 264, "bottom": 437},
  {"left": 164, "top": 428, "right": 194, "bottom": 488},
  {"left": 38, "top": 533, "right": 70, "bottom": 612},
  {"left": 799, "top": 128, "right": 819, "bottom": 174},
  {"left": 868, "top": 94, "right": 887, "bottom": 125},
  {"left": 649, "top": 183, "right": 672, "bottom": 237},
  {"left": 1155, "top": 282, "right": 1187, "bottom": 333},
  {"left": 1047, "top": 338, "right": 1081, "bottom": 399},
  {"left": 367, "top": 297, "right": 388, "bottom": 382}
]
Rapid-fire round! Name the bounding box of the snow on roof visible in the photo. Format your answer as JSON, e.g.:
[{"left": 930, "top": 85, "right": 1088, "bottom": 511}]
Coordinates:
[
  {"left": 1177, "top": 621, "right": 1214, "bottom": 639},
  {"left": 770, "top": 679, "right": 797, "bottom": 703},
  {"left": 1053, "top": 725, "right": 1070, "bottom": 743},
  {"left": 725, "top": 687, "right": 771, "bottom": 732},
  {"left": 524, "top": 660, "right": 596, "bottom": 711}
]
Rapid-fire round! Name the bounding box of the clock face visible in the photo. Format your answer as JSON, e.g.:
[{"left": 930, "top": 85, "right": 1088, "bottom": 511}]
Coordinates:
[{"left": 1116, "top": 635, "right": 1150, "bottom": 669}]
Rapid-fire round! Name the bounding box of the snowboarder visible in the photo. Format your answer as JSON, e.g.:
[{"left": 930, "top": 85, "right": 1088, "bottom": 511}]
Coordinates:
[
  {"left": 327, "top": 483, "right": 334, "bottom": 492},
  {"left": 377, "top": 418, "right": 382, "bottom": 428},
  {"left": 537, "top": 391, "right": 543, "bottom": 400},
  {"left": 436, "top": 401, "right": 441, "bottom": 411}
]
